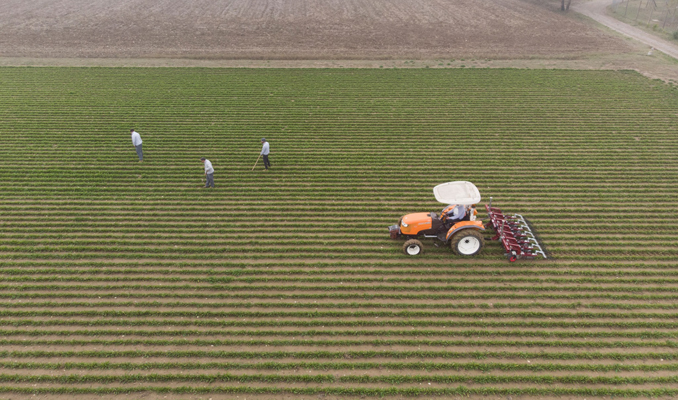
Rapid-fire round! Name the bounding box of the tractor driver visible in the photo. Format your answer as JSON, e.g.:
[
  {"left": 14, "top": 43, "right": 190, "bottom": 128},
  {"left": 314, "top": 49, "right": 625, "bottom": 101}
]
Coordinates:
[{"left": 444, "top": 205, "right": 469, "bottom": 222}]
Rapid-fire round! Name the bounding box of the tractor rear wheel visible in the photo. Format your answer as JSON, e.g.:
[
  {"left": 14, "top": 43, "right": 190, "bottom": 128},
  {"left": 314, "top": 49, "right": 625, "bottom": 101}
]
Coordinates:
[
  {"left": 450, "top": 230, "right": 484, "bottom": 256},
  {"left": 402, "top": 239, "right": 424, "bottom": 256}
]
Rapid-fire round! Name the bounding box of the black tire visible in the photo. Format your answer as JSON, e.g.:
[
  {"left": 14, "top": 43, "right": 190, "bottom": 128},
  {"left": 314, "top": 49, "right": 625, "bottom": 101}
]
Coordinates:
[
  {"left": 402, "top": 239, "right": 424, "bottom": 256},
  {"left": 450, "top": 229, "right": 484, "bottom": 256}
]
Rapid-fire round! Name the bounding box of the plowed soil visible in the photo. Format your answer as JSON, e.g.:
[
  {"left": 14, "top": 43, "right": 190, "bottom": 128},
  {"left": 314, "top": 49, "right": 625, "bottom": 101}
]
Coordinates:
[{"left": 0, "top": 0, "right": 631, "bottom": 59}]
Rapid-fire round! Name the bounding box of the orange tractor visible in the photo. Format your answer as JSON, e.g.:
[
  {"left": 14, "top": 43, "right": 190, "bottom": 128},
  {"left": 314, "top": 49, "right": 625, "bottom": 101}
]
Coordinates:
[{"left": 388, "top": 181, "right": 486, "bottom": 256}]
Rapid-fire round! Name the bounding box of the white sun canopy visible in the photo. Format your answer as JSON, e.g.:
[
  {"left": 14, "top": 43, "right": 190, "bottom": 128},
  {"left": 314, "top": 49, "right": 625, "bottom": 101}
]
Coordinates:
[{"left": 433, "top": 181, "right": 481, "bottom": 205}]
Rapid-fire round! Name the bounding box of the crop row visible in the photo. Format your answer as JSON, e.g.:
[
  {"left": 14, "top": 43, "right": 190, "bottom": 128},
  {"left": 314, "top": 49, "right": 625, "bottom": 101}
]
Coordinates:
[
  {"left": 2, "top": 328, "right": 677, "bottom": 339},
  {"left": 3, "top": 283, "right": 678, "bottom": 293},
  {"left": 0, "top": 386, "right": 676, "bottom": 397},
  {"left": 4, "top": 291, "right": 678, "bottom": 301},
  {"left": 3, "top": 267, "right": 677, "bottom": 278},
  {"left": 5, "top": 276, "right": 678, "bottom": 286},
  {"left": 3, "top": 253, "right": 677, "bottom": 262},
  {"left": 2, "top": 349, "right": 678, "bottom": 361},
  {"left": 0, "top": 238, "right": 675, "bottom": 247},
  {"left": 4, "top": 310, "right": 678, "bottom": 318},
  {"left": 3, "top": 319, "right": 678, "bottom": 329},
  {"left": 1, "top": 338, "right": 677, "bottom": 349},
  {"left": 1, "top": 260, "right": 675, "bottom": 269},
  {"left": 4, "top": 300, "right": 678, "bottom": 310},
  {"left": 3, "top": 360, "right": 678, "bottom": 372},
  {"left": 0, "top": 372, "right": 676, "bottom": 385}
]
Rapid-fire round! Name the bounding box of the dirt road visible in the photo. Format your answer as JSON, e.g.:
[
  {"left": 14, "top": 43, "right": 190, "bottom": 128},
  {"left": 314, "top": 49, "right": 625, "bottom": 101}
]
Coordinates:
[{"left": 572, "top": 0, "right": 678, "bottom": 59}]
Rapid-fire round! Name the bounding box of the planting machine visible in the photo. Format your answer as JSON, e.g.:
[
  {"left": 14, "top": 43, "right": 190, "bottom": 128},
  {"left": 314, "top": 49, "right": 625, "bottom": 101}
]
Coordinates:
[
  {"left": 485, "top": 198, "right": 547, "bottom": 261},
  {"left": 388, "top": 181, "right": 547, "bottom": 261}
]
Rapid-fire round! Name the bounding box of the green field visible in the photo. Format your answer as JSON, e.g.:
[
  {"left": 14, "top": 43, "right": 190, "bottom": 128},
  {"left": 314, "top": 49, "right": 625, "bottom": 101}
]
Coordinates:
[{"left": 1, "top": 67, "right": 678, "bottom": 397}]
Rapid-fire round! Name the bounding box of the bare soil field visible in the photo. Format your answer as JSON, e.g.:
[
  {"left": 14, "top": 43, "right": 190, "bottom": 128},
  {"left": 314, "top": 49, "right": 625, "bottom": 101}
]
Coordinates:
[{"left": 0, "top": 0, "right": 631, "bottom": 59}]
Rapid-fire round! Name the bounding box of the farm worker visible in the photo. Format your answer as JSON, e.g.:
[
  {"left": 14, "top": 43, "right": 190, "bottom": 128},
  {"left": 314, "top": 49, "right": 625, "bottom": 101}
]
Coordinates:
[
  {"left": 260, "top": 138, "right": 271, "bottom": 170},
  {"left": 130, "top": 129, "right": 143, "bottom": 162},
  {"left": 201, "top": 157, "right": 215, "bottom": 188}
]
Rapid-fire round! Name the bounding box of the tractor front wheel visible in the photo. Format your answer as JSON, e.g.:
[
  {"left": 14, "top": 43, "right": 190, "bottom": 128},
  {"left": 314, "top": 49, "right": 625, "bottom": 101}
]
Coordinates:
[
  {"left": 402, "top": 239, "right": 424, "bottom": 256},
  {"left": 450, "top": 230, "right": 484, "bottom": 256}
]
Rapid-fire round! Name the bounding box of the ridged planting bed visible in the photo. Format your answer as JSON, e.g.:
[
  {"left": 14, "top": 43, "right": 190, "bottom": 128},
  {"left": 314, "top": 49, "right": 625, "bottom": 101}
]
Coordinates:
[{"left": 0, "top": 67, "right": 677, "bottom": 398}]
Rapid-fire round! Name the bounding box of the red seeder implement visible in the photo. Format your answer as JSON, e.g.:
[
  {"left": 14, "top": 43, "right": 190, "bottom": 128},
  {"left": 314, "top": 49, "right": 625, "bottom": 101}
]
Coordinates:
[{"left": 485, "top": 198, "right": 547, "bottom": 262}]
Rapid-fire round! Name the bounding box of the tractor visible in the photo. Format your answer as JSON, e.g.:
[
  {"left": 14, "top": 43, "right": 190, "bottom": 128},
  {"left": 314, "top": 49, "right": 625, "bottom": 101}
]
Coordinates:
[{"left": 388, "top": 181, "right": 486, "bottom": 256}]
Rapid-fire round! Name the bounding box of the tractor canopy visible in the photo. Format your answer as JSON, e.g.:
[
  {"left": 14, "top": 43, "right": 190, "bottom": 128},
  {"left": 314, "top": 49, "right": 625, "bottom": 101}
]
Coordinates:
[{"left": 433, "top": 181, "right": 481, "bottom": 205}]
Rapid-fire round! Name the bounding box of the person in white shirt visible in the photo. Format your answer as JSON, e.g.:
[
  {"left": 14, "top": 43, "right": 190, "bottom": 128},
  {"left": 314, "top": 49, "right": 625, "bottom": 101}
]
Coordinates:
[
  {"left": 130, "top": 129, "right": 143, "bottom": 162},
  {"left": 260, "top": 138, "right": 271, "bottom": 170},
  {"left": 201, "top": 157, "right": 215, "bottom": 188}
]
